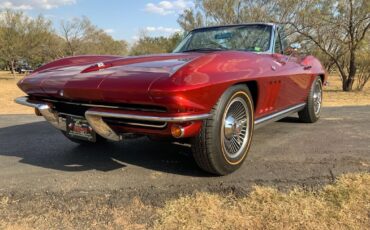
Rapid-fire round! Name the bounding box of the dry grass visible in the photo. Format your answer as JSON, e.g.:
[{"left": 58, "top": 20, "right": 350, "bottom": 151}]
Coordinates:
[
  {"left": 0, "top": 194, "right": 155, "bottom": 230},
  {"left": 324, "top": 75, "right": 370, "bottom": 107},
  {"left": 154, "top": 173, "right": 370, "bottom": 230},
  {"left": 1, "top": 173, "right": 369, "bottom": 229},
  {"left": 0, "top": 71, "right": 33, "bottom": 114},
  {"left": 0, "top": 71, "right": 369, "bottom": 115}
]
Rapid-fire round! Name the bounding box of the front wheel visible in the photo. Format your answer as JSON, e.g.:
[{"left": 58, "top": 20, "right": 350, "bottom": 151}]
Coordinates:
[
  {"left": 298, "top": 76, "right": 323, "bottom": 123},
  {"left": 191, "top": 85, "right": 254, "bottom": 175}
]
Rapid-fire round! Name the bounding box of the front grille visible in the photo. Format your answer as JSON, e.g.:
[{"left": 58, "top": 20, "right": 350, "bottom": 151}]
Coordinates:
[
  {"left": 31, "top": 96, "right": 167, "bottom": 114},
  {"left": 53, "top": 102, "right": 88, "bottom": 117},
  {"left": 31, "top": 96, "right": 168, "bottom": 129}
]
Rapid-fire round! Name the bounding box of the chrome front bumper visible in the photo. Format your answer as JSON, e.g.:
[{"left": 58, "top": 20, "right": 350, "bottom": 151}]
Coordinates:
[
  {"left": 15, "top": 96, "right": 67, "bottom": 131},
  {"left": 15, "top": 96, "right": 211, "bottom": 141}
]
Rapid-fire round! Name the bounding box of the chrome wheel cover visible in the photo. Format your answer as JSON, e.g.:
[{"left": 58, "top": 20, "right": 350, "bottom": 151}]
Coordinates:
[
  {"left": 313, "top": 81, "right": 322, "bottom": 115},
  {"left": 221, "top": 96, "right": 250, "bottom": 159}
]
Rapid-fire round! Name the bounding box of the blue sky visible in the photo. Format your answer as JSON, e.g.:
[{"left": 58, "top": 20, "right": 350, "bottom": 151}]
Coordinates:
[{"left": 0, "top": 0, "right": 193, "bottom": 42}]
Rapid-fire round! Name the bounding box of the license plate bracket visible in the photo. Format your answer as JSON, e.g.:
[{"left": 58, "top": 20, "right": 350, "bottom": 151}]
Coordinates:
[{"left": 66, "top": 116, "right": 96, "bottom": 142}]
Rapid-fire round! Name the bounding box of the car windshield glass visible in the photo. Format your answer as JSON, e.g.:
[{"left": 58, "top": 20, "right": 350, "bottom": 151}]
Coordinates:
[{"left": 173, "top": 24, "right": 272, "bottom": 53}]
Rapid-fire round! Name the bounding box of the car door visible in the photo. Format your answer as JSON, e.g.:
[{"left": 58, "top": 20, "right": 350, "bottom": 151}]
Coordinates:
[{"left": 270, "top": 27, "right": 312, "bottom": 110}]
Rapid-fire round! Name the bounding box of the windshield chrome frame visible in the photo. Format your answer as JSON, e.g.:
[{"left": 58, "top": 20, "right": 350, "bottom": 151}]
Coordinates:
[{"left": 174, "top": 23, "right": 276, "bottom": 54}]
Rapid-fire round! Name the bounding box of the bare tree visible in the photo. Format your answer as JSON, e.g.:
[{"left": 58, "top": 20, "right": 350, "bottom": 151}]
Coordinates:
[
  {"left": 60, "top": 17, "right": 90, "bottom": 56},
  {"left": 178, "top": 8, "right": 204, "bottom": 32},
  {"left": 287, "top": 0, "right": 370, "bottom": 91},
  {"left": 60, "top": 17, "right": 128, "bottom": 56},
  {"left": 177, "top": 0, "right": 370, "bottom": 91},
  {"left": 356, "top": 35, "right": 370, "bottom": 90}
]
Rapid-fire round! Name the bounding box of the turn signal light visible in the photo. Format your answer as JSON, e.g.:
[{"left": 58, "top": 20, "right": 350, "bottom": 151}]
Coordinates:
[
  {"left": 171, "top": 125, "right": 184, "bottom": 138},
  {"left": 34, "top": 108, "right": 42, "bottom": 116}
]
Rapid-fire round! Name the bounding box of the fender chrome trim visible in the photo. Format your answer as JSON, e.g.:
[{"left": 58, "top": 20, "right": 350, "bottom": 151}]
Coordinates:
[
  {"left": 254, "top": 103, "right": 306, "bottom": 129},
  {"left": 84, "top": 110, "right": 212, "bottom": 122}
]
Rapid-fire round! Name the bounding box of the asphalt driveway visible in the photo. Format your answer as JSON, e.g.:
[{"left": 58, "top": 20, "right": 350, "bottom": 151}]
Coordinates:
[{"left": 0, "top": 106, "right": 369, "bottom": 200}]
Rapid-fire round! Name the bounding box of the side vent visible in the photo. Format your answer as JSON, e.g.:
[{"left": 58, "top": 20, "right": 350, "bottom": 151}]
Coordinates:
[{"left": 260, "top": 80, "right": 281, "bottom": 113}]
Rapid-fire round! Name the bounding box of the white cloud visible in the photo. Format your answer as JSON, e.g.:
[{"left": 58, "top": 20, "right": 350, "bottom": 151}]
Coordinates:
[
  {"left": 0, "top": 0, "right": 76, "bottom": 10},
  {"left": 144, "top": 0, "right": 193, "bottom": 15},
  {"left": 104, "top": 28, "right": 115, "bottom": 34},
  {"left": 145, "top": 26, "right": 181, "bottom": 33}
]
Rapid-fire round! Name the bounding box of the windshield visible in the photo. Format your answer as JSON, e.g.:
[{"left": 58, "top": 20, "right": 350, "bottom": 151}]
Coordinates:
[{"left": 173, "top": 24, "right": 272, "bottom": 53}]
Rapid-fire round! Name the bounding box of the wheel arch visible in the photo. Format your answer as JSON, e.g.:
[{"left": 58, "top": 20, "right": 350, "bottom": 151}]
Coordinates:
[
  {"left": 318, "top": 74, "right": 325, "bottom": 84},
  {"left": 232, "top": 80, "right": 259, "bottom": 112}
]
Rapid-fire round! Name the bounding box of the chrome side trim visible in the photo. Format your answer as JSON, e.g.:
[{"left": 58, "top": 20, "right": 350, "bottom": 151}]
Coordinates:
[
  {"left": 84, "top": 110, "right": 211, "bottom": 141},
  {"left": 85, "top": 110, "right": 212, "bottom": 122},
  {"left": 254, "top": 103, "right": 306, "bottom": 129},
  {"left": 15, "top": 96, "right": 66, "bottom": 131}
]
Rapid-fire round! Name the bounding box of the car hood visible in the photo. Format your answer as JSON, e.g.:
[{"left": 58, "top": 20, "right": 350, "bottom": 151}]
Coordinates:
[{"left": 18, "top": 53, "right": 204, "bottom": 103}]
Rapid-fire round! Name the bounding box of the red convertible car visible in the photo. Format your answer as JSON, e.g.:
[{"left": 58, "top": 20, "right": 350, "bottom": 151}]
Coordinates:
[{"left": 16, "top": 23, "right": 326, "bottom": 175}]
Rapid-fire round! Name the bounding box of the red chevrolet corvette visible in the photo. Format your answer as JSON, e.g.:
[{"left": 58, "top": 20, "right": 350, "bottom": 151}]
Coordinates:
[{"left": 16, "top": 23, "right": 326, "bottom": 175}]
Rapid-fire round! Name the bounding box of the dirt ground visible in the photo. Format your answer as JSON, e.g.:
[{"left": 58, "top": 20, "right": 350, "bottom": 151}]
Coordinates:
[
  {"left": 0, "top": 72, "right": 33, "bottom": 114},
  {"left": 324, "top": 75, "right": 370, "bottom": 106}
]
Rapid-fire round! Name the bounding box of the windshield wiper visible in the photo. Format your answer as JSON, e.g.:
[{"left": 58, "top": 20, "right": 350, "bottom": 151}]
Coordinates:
[{"left": 182, "top": 47, "right": 227, "bottom": 52}]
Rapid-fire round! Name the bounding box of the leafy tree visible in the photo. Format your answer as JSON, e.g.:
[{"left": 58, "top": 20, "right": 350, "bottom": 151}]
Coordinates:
[
  {"left": 130, "top": 33, "right": 182, "bottom": 55},
  {"left": 25, "top": 15, "right": 63, "bottom": 67},
  {"left": 0, "top": 10, "right": 65, "bottom": 74},
  {"left": 0, "top": 10, "right": 29, "bottom": 76},
  {"left": 0, "top": 11, "right": 129, "bottom": 74}
]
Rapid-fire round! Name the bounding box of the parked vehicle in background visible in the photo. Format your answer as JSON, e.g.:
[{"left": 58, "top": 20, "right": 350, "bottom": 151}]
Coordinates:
[
  {"left": 15, "top": 65, "right": 33, "bottom": 74},
  {"left": 15, "top": 23, "right": 326, "bottom": 175}
]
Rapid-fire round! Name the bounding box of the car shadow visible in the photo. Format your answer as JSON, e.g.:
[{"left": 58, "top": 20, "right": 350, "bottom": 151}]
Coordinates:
[
  {"left": 0, "top": 121, "right": 208, "bottom": 177},
  {"left": 277, "top": 116, "right": 302, "bottom": 123}
]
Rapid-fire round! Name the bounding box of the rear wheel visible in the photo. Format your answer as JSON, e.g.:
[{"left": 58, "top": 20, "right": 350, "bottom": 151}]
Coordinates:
[
  {"left": 191, "top": 85, "right": 254, "bottom": 175},
  {"left": 298, "top": 76, "right": 323, "bottom": 123}
]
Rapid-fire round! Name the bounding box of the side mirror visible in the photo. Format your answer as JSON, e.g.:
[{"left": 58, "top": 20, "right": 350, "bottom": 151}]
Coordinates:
[{"left": 285, "top": 43, "right": 301, "bottom": 56}]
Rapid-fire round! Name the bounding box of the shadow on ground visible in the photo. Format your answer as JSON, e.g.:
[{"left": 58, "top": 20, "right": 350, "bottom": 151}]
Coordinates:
[
  {"left": 0, "top": 120, "right": 212, "bottom": 176},
  {"left": 2, "top": 105, "right": 370, "bottom": 180}
]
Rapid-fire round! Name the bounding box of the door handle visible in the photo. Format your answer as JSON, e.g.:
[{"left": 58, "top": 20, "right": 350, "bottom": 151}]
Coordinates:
[{"left": 303, "top": 65, "right": 312, "bottom": 70}]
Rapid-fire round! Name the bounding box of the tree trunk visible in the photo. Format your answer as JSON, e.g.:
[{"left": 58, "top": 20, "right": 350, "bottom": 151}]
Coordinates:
[
  {"left": 10, "top": 60, "right": 16, "bottom": 78},
  {"left": 342, "top": 49, "right": 357, "bottom": 91},
  {"left": 343, "top": 78, "right": 355, "bottom": 91}
]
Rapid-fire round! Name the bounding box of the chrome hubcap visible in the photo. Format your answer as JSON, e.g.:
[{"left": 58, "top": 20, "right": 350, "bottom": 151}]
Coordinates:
[
  {"left": 221, "top": 97, "right": 249, "bottom": 159},
  {"left": 313, "top": 81, "right": 322, "bottom": 115}
]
